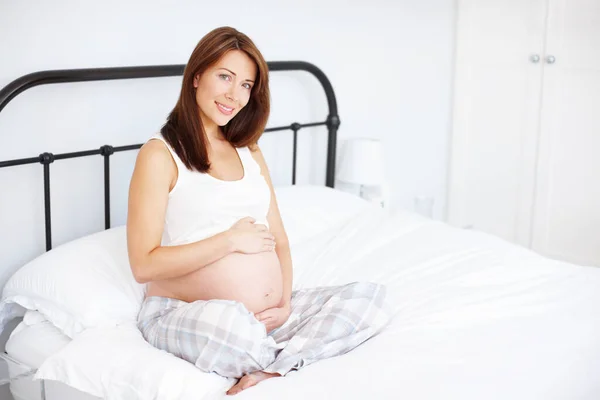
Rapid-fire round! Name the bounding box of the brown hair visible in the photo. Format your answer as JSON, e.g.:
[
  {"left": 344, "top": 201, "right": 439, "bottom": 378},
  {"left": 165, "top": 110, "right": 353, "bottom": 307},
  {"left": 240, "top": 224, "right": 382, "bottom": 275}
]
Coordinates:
[{"left": 161, "top": 26, "right": 270, "bottom": 172}]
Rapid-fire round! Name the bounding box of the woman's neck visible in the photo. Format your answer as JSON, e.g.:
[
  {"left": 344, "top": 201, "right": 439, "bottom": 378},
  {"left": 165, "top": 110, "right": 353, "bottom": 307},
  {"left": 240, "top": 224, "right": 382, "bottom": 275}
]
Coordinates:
[{"left": 204, "top": 123, "right": 225, "bottom": 142}]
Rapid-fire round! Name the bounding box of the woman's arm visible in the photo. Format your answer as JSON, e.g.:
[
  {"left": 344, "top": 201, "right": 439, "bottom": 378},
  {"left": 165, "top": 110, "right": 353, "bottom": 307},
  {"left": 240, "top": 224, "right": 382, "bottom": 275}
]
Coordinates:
[
  {"left": 126, "top": 140, "right": 235, "bottom": 284},
  {"left": 250, "top": 146, "right": 293, "bottom": 307}
]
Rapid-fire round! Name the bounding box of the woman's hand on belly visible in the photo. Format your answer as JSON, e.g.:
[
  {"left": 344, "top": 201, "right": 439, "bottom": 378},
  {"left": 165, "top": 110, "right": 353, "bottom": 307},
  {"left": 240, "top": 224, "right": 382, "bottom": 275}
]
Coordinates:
[
  {"left": 227, "top": 217, "right": 276, "bottom": 254},
  {"left": 254, "top": 301, "right": 292, "bottom": 334}
]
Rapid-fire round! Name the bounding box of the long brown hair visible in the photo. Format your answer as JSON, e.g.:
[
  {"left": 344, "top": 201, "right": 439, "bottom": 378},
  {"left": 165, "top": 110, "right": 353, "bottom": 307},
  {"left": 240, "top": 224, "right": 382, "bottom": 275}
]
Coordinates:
[{"left": 161, "top": 27, "right": 270, "bottom": 172}]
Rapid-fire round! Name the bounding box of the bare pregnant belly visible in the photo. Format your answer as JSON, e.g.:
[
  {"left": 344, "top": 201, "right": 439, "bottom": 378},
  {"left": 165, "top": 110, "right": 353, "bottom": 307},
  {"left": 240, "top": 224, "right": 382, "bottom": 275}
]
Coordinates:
[{"left": 146, "top": 251, "right": 283, "bottom": 314}]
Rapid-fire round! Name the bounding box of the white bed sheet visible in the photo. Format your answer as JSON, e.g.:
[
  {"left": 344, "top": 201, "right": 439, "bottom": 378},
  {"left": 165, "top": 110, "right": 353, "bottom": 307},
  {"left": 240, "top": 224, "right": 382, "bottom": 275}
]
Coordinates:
[
  {"left": 239, "top": 209, "right": 600, "bottom": 399},
  {"left": 6, "top": 311, "right": 100, "bottom": 400},
  {"left": 34, "top": 207, "right": 600, "bottom": 399}
]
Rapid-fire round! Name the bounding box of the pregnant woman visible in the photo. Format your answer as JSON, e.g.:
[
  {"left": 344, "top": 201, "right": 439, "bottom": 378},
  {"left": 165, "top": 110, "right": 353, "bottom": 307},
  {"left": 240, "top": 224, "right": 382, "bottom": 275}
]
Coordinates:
[{"left": 127, "top": 26, "right": 389, "bottom": 395}]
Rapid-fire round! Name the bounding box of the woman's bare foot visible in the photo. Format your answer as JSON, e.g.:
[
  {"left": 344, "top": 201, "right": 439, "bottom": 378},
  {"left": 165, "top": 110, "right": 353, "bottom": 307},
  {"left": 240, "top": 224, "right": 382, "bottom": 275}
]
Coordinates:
[{"left": 226, "top": 371, "right": 281, "bottom": 396}]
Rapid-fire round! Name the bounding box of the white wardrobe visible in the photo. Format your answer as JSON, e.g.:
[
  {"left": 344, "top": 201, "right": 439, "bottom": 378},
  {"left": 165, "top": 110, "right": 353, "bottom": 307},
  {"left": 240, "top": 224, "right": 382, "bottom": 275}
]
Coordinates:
[{"left": 448, "top": 0, "right": 600, "bottom": 267}]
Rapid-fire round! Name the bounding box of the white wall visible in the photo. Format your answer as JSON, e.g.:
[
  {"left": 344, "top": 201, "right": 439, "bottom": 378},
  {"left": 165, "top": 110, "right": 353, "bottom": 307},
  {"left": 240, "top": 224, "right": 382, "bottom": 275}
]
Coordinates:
[{"left": 0, "top": 0, "right": 456, "bottom": 288}]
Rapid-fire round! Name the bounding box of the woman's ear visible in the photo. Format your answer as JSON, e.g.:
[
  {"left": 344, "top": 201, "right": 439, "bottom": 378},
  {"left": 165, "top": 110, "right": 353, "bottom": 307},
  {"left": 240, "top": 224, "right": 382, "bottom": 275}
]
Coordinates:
[{"left": 193, "top": 74, "right": 199, "bottom": 88}]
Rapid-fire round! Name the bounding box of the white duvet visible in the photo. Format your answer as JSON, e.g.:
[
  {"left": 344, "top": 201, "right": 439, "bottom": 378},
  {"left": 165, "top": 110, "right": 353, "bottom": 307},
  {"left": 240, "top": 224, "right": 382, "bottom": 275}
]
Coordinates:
[{"left": 36, "top": 207, "right": 600, "bottom": 400}]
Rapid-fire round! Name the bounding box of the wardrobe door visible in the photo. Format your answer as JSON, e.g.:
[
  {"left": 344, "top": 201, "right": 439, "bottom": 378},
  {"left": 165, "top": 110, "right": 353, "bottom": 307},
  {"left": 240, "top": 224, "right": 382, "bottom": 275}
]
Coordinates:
[
  {"left": 448, "top": 0, "right": 548, "bottom": 245},
  {"left": 531, "top": 0, "right": 600, "bottom": 266}
]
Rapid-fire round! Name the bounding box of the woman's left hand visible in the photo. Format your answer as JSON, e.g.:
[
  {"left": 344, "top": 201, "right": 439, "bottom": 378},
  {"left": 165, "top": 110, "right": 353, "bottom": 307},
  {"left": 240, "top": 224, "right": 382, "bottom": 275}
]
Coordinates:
[{"left": 255, "top": 302, "right": 291, "bottom": 334}]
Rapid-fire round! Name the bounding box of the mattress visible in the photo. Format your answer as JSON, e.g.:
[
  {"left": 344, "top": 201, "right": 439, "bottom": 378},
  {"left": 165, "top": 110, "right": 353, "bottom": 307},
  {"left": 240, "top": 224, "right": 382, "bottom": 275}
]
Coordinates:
[
  {"left": 5, "top": 311, "right": 98, "bottom": 400},
  {"left": 4, "top": 187, "right": 600, "bottom": 399}
]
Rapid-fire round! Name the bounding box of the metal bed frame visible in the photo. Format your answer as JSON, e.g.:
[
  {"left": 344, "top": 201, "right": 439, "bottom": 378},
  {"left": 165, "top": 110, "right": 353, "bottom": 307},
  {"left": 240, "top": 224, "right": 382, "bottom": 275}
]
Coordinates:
[{"left": 0, "top": 61, "right": 340, "bottom": 251}]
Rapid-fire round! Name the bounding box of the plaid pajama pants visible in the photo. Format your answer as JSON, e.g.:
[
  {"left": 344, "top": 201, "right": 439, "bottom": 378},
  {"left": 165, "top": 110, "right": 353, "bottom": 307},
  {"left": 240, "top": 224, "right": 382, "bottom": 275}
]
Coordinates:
[{"left": 137, "top": 282, "right": 390, "bottom": 378}]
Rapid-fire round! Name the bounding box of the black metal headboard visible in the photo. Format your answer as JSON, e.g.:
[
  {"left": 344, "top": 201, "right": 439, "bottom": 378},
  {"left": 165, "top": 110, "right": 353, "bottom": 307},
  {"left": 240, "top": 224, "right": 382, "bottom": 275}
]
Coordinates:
[{"left": 0, "top": 61, "right": 340, "bottom": 251}]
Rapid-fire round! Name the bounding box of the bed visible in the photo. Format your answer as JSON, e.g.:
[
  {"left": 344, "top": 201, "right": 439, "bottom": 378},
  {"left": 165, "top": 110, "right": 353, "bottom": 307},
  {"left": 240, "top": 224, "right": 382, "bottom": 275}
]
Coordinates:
[{"left": 1, "top": 63, "right": 600, "bottom": 400}]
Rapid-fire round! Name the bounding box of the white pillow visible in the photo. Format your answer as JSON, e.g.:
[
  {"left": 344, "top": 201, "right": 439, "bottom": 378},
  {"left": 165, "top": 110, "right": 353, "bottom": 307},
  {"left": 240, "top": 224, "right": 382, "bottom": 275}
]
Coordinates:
[{"left": 0, "top": 226, "right": 144, "bottom": 338}]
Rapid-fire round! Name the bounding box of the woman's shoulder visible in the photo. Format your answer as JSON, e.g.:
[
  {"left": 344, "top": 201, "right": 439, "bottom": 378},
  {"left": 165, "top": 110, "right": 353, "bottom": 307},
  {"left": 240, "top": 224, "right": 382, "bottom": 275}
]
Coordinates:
[
  {"left": 132, "top": 138, "right": 178, "bottom": 193},
  {"left": 141, "top": 137, "right": 171, "bottom": 159},
  {"left": 136, "top": 138, "right": 178, "bottom": 173}
]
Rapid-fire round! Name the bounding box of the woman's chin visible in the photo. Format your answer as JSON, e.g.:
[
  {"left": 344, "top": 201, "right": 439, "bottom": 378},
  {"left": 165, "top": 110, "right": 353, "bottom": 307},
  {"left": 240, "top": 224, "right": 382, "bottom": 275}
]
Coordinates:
[
  {"left": 211, "top": 111, "right": 236, "bottom": 126},
  {"left": 214, "top": 117, "right": 233, "bottom": 127}
]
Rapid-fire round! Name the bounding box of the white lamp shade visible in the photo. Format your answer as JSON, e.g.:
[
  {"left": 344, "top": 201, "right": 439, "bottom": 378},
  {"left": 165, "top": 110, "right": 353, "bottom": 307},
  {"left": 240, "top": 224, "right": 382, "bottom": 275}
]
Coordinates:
[{"left": 336, "top": 138, "right": 385, "bottom": 185}]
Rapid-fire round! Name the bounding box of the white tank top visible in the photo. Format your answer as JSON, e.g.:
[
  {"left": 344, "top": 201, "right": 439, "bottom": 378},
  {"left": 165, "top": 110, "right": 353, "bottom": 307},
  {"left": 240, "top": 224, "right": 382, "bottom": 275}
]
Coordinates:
[{"left": 148, "top": 134, "right": 271, "bottom": 247}]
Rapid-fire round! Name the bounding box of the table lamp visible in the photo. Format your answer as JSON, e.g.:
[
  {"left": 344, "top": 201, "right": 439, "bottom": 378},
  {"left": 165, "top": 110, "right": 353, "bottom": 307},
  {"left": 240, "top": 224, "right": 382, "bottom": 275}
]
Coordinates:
[{"left": 336, "top": 138, "right": 389, "bottom": 207}]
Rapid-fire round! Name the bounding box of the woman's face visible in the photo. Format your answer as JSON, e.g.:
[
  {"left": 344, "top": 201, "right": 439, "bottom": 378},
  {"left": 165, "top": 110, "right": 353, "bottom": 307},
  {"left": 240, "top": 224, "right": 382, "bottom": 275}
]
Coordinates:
[{"left": 194, "top": 50, "right": 257, "bottom": 132}]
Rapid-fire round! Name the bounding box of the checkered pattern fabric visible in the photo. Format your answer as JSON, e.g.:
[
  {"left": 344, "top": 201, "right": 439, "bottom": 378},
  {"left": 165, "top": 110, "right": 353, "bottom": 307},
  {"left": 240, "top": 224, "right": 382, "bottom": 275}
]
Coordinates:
[{"left": 137, "top": 282, "right": 390, "bottom": 378}]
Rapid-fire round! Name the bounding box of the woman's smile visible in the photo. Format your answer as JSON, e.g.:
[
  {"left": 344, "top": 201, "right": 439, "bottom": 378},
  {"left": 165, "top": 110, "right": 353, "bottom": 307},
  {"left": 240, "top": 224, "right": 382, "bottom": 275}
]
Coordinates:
[{"left": 216, "top": 101, "right": 235, "bottom": 115}]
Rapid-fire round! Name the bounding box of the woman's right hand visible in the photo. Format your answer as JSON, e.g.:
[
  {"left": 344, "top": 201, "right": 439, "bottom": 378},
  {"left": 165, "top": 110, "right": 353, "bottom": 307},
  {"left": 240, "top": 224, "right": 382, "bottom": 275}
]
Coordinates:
[{"left": 227, "top": 217, "right": 276, "bottom": 254}]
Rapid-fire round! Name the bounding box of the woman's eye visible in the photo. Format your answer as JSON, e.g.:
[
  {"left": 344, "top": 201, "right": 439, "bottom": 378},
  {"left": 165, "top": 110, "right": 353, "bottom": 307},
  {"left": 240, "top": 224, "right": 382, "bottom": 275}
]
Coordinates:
[
  {"left": 242, "top": 83, "right": 252, "bottom": 90},
  {"left": 219, "top": 74, "right": 231, "bottom": 81}
]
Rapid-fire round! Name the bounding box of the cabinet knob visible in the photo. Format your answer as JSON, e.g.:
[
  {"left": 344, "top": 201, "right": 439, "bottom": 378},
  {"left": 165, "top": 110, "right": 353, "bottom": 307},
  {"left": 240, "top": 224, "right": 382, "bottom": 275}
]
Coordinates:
[
  {"left": 530, "top": 54, "right": 540, "bottom": 63},
  {"left": 546, "top": 55, "right": 556, "bottom": 64}
]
